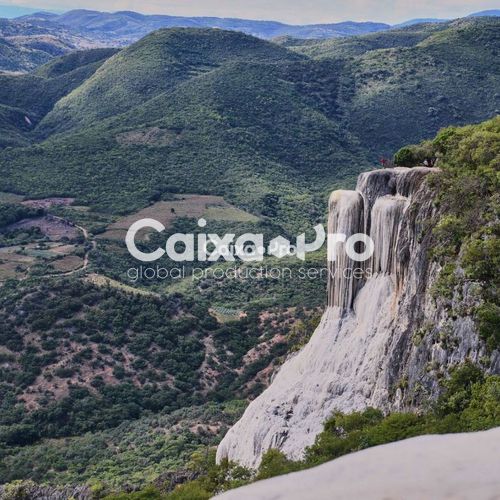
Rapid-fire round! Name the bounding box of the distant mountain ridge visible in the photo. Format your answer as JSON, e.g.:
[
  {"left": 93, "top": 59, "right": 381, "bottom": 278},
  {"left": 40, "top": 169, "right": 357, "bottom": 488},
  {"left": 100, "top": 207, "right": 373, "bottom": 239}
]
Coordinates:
[
  {"left": 5, "top": 7, "right": 500, "bottom": 42},
  {"left": 1, "top": 7, "right": 499, "bottom": 72},
  {"left": 0, "top": 8, "right": 390, "bottom": 73},
  {"left": 393, "top": 18, "right": 448, "bottom": 28},
  {"left": 468, "top": 9, "right": 500, "bottom": 17},
  {"left": 0, "top": 16, "right": 103, "bottom": 72},
  {"left": 13, "top": 8, "right": 391, "bottom": 43},
  {"left": 396, "top": 9, "right": 500, "bottom": 27}
]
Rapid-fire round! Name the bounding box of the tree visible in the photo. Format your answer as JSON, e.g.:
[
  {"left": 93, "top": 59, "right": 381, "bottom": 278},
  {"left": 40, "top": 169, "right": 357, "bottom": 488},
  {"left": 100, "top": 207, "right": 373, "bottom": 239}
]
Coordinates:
[
  {"left": 394, "top": 147, "right": 415, "bottom": 167},
  {"left": 394, "top": 141, "right": 437, "bottom": 167},
  {"left": 256, "top": 449, "right": 297, "bottom": 480}
]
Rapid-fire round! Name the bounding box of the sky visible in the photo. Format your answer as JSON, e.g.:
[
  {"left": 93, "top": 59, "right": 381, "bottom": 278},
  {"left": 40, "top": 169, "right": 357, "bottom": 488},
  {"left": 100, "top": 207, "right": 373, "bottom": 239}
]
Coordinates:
[{"left": 2, "top": 0, "right": 499, "bottom": 24}]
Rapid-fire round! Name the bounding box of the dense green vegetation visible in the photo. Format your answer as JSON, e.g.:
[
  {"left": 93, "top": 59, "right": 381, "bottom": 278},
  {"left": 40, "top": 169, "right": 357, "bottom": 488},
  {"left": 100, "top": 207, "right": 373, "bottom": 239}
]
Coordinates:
[
  {"left": 0, "top": 19, "right": 498, "bottom": 231},
  {"left": 286, "top": 18, "right": 499, "bottom": 156},
  {"left": 0, "top": 402, "right": 246, "bottom": 488},
  {"left": 0, "top": 278, "right": 292, "bottom": 439},
  {"left": 395, "top": 116, "right": 499, "bottom": 350},
  {"left": 0, "top": 202, "right": 42, "bottom": 227},
  {"left": 94, "top": 363, "right": 500, "bottom": 498},
  {"left": 0, "top": 271, "right": 322, "bottom": 487}
]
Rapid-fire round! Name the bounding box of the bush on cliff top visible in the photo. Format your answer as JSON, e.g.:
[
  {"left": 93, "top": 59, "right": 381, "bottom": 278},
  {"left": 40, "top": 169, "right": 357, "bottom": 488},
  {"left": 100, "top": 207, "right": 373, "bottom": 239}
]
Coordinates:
[{"left": 420, "top": 116, "right": 499, "bottom": 350}]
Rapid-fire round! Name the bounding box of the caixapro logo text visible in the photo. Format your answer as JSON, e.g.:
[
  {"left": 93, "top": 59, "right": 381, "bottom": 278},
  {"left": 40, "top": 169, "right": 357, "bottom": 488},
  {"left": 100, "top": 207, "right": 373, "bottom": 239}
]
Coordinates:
[{"left": 126, "top": 218, "right": 375, "bottom": 263}]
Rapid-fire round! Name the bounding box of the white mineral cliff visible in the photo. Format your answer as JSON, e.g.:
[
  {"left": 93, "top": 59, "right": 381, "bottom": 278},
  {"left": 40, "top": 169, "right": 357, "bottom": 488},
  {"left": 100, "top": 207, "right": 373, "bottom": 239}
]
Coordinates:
[{"left": 217, "top": 167, "right": 497, "bottom": 468}]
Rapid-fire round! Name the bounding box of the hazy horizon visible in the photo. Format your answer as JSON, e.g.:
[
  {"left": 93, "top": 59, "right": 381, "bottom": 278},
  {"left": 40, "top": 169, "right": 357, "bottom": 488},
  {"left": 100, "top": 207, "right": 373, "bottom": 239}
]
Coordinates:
[{"left": 1, "top": 0, "right": 499, "bottom": 24}]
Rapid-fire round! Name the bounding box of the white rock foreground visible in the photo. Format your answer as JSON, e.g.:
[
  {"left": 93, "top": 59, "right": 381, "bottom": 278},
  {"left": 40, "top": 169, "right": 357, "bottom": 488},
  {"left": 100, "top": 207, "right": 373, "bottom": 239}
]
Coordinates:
[{"left": 215, "top": 427, "right": 500, "bottom": 500}]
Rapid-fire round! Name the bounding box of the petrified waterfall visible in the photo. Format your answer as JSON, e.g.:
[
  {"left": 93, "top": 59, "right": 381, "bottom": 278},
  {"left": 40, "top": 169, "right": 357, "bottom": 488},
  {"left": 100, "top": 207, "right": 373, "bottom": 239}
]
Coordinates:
[
  {"left": 217, "top": 166, "right": 489, "bottom": 469},
  {"left": 327, "top": 190, "right": 364, "bottom": 310}
]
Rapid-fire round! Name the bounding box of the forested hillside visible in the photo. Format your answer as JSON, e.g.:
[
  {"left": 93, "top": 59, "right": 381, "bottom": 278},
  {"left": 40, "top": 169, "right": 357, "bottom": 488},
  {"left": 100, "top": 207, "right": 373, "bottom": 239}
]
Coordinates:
[
  {"left": 0, "top": 18, "right": 498, "bottom": 229},
  {"left": 0, "top": 48, "right": 118, "bottom": 147}
]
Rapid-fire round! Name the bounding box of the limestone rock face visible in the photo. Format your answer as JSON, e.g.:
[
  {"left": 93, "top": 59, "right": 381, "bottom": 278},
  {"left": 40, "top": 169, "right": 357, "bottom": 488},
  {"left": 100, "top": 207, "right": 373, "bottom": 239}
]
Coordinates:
[{"left": 216, "top": 167, "right": 498, "bottom": 468}]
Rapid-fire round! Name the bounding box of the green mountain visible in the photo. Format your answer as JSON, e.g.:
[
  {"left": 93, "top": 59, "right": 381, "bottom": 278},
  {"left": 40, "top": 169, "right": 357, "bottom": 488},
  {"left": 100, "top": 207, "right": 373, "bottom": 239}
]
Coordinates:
[
  {"left": 276, "top": 21, "right": 451, "bottom": 57},
  {"left": 0, "top": 6, "right": 57, "bottom": 19},
  {"left": 37, "top": 29, "right": 304, "bottom": 136},
  {"left": 326, "top": 17, "right": 500, "bottom": 155},
  {"left": 0, "top": 18, "right": 498, "bottom": 227},
  {"left": 0, "top": 48, "right": 117, "bottom": 147}
]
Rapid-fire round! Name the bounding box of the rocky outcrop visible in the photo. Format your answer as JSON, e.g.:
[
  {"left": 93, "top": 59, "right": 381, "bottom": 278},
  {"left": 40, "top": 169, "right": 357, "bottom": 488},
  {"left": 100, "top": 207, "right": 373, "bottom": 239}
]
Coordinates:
[
  {"left": 0, "top": 482, "right": 91, "bottom": 500},
  {"left": 217, "top": 167, "right": 497, "bottom": 468}
]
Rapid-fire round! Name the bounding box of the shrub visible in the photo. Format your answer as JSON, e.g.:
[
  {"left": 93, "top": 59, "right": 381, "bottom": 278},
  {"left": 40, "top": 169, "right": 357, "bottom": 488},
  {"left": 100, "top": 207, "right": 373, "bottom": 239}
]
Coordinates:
[
  {"left": 394, "top": 141, "right": 436, "bottom": 167},
  {"left": 166, "top": 482, "right": 211, "bottom": 500},
  {"left": 394, "top": 146, "right": 415, "bottom": 167},
  {"left": 256, "top": 449, "right": 299, "bottom": 480},
  {"left": 476, "top": 303, "right": 500, "bottom": 352}
]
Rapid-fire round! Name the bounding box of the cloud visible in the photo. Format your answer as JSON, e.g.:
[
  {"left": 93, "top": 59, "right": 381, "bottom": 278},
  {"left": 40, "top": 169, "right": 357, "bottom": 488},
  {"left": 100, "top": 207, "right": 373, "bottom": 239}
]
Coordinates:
[{"left": 4, "top": 0, "right": 500, "bottom": 24}]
